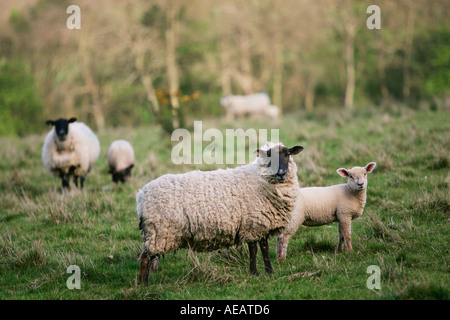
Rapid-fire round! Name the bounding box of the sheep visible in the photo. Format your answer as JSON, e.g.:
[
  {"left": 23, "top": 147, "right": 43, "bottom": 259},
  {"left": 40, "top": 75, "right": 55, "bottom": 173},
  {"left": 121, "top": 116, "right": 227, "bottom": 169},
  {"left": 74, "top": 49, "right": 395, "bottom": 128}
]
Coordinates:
[
  {"left": 137, "top": 142, "right": 304, "bottom": 284},
  {"left": 265, "top": 105, "right": 280, "bottom": 119},
  {"left": 107, "top": 140, "right": 135, "bottom": 183},
  {"left": 220, "top": 93, "right": 271, "bottom": 119},
  {"left": 276, "top": 162, "right": 376, "bottom": 260},
  {"left": 42, "top": 117, "right": 100, "bottom": 189}
]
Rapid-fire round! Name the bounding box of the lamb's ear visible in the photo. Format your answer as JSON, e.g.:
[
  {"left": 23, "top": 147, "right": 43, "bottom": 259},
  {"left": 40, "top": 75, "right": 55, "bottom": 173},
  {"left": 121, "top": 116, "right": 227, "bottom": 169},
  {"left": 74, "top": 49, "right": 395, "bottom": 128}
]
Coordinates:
[
  {"left": 68, "top": 117, "right": 77, "bottom": 123},
  {"left": 46, "top": 120, "right": 55, "bottom": 126},
  {"left": 337, "top": 168, "right": 349, "bottom": 177},
  {"left": 289, "top": 146, "right": 304, "bottom": 155},
  {"left": 365, "top": 162, "right": 376, "bottom": 173}
]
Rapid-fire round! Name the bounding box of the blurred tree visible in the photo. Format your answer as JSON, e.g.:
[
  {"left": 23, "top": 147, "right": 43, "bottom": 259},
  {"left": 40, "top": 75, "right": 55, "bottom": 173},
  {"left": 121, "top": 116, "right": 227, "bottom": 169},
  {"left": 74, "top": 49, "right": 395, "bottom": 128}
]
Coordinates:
[{"left": 0, "top": 60, "right": 43, "bottom": 136}]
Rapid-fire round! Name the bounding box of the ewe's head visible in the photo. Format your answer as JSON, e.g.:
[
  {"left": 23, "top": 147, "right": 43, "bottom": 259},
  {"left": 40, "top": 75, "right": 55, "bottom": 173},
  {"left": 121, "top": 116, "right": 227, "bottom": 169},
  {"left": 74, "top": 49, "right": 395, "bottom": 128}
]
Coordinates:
[
  {"left": 337, "top": 162, "right": 376, "bottom": 191},
  {"left": 255, "top": 142, "right": 303, "bottom": 183},
  {"left": 46, "top": 117, "right": 77, "bottom": 141},
  {"left": 220, "top": 95, "right": 231, "bottom": 107}
]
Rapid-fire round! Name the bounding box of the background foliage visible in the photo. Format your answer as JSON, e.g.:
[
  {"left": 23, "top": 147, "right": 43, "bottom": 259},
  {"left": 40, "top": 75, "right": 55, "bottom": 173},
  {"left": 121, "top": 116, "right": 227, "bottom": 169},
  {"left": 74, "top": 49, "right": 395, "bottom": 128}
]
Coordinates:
[{"left": 0, "top": 0, "right": 449, "bottom": 135}]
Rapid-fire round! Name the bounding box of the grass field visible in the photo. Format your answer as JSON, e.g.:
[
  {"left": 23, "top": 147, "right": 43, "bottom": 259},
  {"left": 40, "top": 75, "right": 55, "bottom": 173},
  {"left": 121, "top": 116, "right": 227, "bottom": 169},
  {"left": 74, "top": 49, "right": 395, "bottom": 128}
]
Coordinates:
[{"left": 0, "top": 105, "right": 449, "bottom": 300}]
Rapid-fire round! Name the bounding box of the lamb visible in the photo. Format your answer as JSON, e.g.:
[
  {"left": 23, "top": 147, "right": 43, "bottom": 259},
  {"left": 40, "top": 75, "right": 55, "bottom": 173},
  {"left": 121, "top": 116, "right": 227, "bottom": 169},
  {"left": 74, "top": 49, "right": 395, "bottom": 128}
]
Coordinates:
[
  {"left": 107, "top": 140, "right": 135, "bottom": 183},
  {"left": 136, "top": 142, "right": 304, "bottom": 284},
  {"left": 42, "top": 117, "right": 100, "bottom": 189},
  {"left": 276, "top": 162, "right": 376, "bottom": 260},
  {"left": 220, "top": 93, "right": 272, "bottom": 119}
]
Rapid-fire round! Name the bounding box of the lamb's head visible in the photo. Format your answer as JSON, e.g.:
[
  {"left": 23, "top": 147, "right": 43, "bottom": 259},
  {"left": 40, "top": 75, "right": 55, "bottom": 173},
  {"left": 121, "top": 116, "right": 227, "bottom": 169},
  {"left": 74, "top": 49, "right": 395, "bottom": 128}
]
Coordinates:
[
  {"left": 46, "top": 117, "right": 77, "bottom": 141},
  {"left": 337, "top": 162, "right": 376, "bottom": 191},
  {"left": 255, "top": 142, "right": 303, "bottom": 183}
]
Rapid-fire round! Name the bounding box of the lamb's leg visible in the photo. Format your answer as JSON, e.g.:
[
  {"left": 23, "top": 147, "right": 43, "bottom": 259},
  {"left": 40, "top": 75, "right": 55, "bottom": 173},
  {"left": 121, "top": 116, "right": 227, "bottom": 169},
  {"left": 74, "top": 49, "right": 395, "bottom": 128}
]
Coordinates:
[
  {"left": 139, "top": 248, "right": 151, "bottom": 285},
  {"left": 259, "top": 237, "right": 274, "bottom": 274},
  {"left": 338, "top": 219, "right": 352, "bottom": 252},
  {"left": 276, "top": 233, "right": 291, "bottom": 260},
  {"left": 247, "top": 241, "right": 259, "bottom": 276}
]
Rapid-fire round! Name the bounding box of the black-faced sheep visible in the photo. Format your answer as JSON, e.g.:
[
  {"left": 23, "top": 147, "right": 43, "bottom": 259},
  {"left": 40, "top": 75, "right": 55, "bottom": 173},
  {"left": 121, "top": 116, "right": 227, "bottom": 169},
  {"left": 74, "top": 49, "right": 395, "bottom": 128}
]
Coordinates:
[
  {"left": 42, "top": 117, "right": 100, "bottom": 189},
  {"left": 107, "top": 140, "right": 135, "bottom": 183},
  {"left": 137, "top": 142, "right": 304, "bottom": 284}
]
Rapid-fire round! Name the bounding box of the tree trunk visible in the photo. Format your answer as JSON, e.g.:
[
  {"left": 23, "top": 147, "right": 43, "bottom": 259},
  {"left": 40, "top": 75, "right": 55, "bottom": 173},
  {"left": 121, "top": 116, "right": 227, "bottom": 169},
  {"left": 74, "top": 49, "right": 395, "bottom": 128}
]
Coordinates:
[
  {"left": 272, "top": 43, "right": 283, "bottom": 113},
  {"left": 134, "top": 42, "right": 160, "bottom": 114},
  {"left": 238, "top": 24, "right": 253, "bottom": 95},
  {"left": 78, "top": 39, "right": 105, "bottom": 131},
  {"left": 403, "top": 4, "right": 415, "bottom": 100},
  {"left": 344, "top": 22, "right": 355, "bottom": 109},
  {"left": 219, "top": 38, "right": 232, "bottom": 95},
  {"left": 305, "top": 73, "right": 316, "bottom": 111},
  {"left": 165, "top": 5, "right": 180, "bottom": 128},
  {"left": 377, "top": 31, "right": 390, "bottom": 101}
]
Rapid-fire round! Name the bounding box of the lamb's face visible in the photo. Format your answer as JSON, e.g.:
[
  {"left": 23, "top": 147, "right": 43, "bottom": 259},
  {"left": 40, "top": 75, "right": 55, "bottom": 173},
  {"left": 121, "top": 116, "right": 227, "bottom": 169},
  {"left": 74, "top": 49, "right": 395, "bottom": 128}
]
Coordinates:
[
  {"left": 337, "top": 162, "right": 376, "bottom": 191},
  {"left": 256, "top": 144, "right": 303, "bottom": 183},
  {"left": 46, "top": 117, "right": 77, "bottom": 141}
]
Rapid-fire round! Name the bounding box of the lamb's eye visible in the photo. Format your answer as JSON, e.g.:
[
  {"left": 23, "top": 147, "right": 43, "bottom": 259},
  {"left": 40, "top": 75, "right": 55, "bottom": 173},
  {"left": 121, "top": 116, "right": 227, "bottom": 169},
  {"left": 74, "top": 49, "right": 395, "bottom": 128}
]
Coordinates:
[
  {"left": 349, "top": 175, "right": 353, "bottom": 179},
  {"left": 364, "top": 173, "right": 367, "bottom": 176}
]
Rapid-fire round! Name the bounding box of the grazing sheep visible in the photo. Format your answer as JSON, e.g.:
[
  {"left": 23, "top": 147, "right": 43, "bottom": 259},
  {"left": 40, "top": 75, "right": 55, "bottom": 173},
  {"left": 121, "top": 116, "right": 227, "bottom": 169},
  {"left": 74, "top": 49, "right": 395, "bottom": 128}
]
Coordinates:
[
  {"left": 265, "top": 105, "right": 280, "bottom": 119},
  {"left": 107, "top": 140, "right": 135, "bottom": 183},
  {"left": 137, "top": 142, "right": 304, "bottom": 284},
  {"left": 277, "top": 162, "right": 376, "bottom": 259},
  {"left": 220, "top": 93, "right": 272, "bottom": 119},
  {"left": 42, "top": 117, "right": 100, "bottom": 189}
]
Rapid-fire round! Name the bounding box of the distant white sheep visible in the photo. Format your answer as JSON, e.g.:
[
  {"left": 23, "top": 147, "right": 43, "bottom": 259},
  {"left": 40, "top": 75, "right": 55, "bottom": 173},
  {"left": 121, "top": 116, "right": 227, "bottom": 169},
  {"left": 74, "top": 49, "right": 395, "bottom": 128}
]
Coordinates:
[
  {"left": 220, "top": 93, "right": 274, "bottom": 119},
  {"left": 42, "top": 117, "right": 100, "bottom": 189},
  {"left": 137, "top": 142, "right": 304, "bottom": 284},
  {"left": 277, "top": 162, "right": 376, "bottom": 259},
  {"left": 107, "top": 140, "right": 135, "bottom": 183},
  {"left": 265, "top": 105, "right": 279, "bottom": 119}
]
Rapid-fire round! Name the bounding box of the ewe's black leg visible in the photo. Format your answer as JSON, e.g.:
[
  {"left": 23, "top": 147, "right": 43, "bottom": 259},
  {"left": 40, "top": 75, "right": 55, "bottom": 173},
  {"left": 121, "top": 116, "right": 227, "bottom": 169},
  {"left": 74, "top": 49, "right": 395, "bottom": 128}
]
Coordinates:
[
  {"left": 259, "top": 237, "right": 274, "bottom": 274},
  {"left": 247, "top": 241, "right": 259, "bottom": 276},
  {"left": 80, "top": 176, "right": 85, "bottom": 189},
  {"left": 60, "top": 174, "right": 70, "bottom": 190},
  {"left": 73, "top": 176, "right": 79, "bottom": 188},
  {"left": 150, "top": 254, "right": 160, "bottom": 272},
  {"left": 139, "top": 248, "right": 151, "bottom": 285}
]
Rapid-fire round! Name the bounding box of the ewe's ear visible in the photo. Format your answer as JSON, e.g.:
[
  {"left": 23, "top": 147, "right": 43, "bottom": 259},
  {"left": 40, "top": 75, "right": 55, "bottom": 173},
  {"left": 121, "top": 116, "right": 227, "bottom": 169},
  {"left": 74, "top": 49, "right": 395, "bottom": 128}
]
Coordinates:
[
  {"left": 337, "top": 168, "right": 349, "bottom": 177},
  {"left": 289, "top": 146, "right": 304, "bottom": 155},
  {"left": 68, "top": 117, "right": 77, "bottom": 123},
  {"left": 46, "top": 120, "right": 55, "bottom": 127},
  {"left": 365, "top": 162, "right": 376, "bottom": 173},
  {"left": 254, "top": 149, "right": 270, "bottom": 157}
]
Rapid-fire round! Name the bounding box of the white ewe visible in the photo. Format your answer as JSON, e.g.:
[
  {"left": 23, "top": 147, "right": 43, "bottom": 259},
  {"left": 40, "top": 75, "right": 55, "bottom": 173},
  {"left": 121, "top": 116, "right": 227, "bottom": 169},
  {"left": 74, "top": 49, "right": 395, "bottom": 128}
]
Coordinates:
[
  {"left": 42, "top": 118, "right": 100, "bottom": 189},
  {"left": 137, "top": 142, "right": 304, "bottom": 284}
]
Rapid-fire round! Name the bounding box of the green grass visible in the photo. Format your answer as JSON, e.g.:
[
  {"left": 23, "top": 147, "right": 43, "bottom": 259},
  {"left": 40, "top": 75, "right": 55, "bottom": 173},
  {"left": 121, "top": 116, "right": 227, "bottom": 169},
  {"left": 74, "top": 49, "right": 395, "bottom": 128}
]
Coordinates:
[{"left": 0, "top": 105, "right": 449, "bottom": 300}]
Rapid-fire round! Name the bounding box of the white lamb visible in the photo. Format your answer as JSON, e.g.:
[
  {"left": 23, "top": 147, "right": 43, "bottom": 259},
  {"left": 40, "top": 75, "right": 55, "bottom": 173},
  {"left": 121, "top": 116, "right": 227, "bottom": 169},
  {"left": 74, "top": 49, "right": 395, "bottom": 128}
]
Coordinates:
[
  {"left": 277, "top": 162, "right": 376, "bottom": 259},
  {"left": 136, "top": 142, "right": 304, "bottom": 284},
  {"left": 107, "top": 140, "right": 135, "bottom": 183},
  {"left": 42, "top": 117, "right": 100, "bottom": 189}
]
